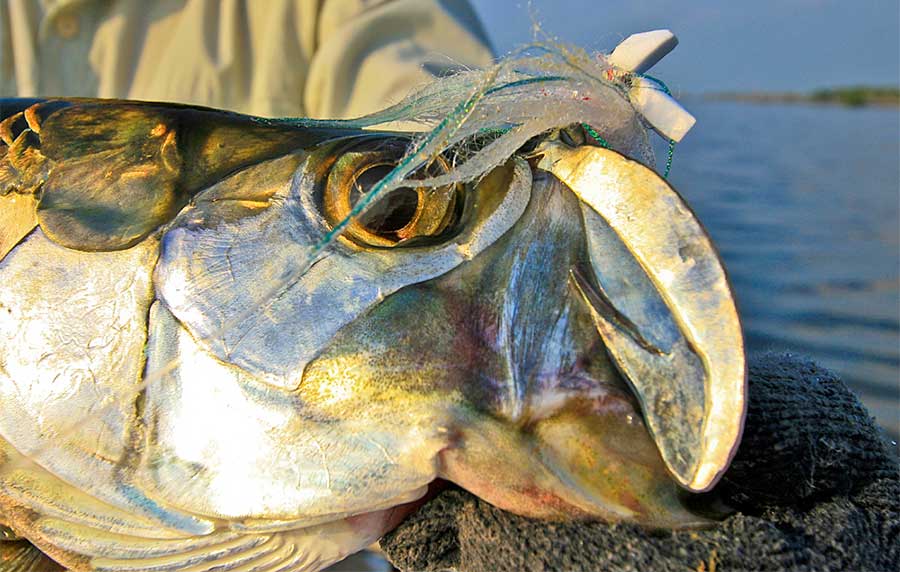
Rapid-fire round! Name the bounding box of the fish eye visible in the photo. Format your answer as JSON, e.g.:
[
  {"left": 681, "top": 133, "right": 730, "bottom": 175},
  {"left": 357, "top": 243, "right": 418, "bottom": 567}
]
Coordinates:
[
  {"left": 349, "top": 164, "right": 422, "bottom": 236},
  {"left": 323, "top": 143, "right": 462, "bottom": 248}
]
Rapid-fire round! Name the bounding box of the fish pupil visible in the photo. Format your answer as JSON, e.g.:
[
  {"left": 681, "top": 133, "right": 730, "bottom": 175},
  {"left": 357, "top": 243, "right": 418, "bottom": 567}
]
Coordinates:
[{"left": 351, "top": 165, "right": 420, "bottom": 235}]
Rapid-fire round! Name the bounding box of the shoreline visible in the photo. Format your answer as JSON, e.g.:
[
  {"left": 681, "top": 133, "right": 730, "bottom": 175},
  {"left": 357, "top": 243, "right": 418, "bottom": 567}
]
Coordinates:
[{"left": 700, "top": 87, "right": 900, "bottom": 108}]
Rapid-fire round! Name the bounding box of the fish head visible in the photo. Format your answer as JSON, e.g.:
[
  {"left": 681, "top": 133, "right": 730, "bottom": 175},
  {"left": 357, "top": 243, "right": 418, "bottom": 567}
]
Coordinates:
[{"left": 287, "top": 126, "right": 745, "bottom": 527}]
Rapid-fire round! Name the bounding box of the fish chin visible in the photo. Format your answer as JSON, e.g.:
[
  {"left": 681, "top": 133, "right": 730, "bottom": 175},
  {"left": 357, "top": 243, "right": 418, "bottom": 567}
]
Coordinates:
[
  {"left": 437, "top": 378, "right": 710, "bottom": 528},
  {"left": 403, "top": 143, "right": 744, "bottom": 527}
]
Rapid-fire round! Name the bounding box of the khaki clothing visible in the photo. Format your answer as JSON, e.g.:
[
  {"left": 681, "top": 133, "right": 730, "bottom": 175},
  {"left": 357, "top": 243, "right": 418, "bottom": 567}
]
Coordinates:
[{"left": 0, "top": 0, "right": 493, "bottom": 118}]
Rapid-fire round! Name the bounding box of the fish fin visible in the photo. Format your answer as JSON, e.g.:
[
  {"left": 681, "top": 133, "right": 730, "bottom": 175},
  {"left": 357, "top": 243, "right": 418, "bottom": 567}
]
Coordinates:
[
  {"left": 0, "top": 100, "right": 67, "bottom": 198},
  {"left": 0, "top": 97, "right": 349, "bottom": 252},
  {"left": 0, "top": 100, "right": 53, "bottom": 261},
  {"left": 0, "top": 540, "right": 65, "bottom": 572},
  {"left": 0, "top": 192, "right": 38, "bottom": 263}
]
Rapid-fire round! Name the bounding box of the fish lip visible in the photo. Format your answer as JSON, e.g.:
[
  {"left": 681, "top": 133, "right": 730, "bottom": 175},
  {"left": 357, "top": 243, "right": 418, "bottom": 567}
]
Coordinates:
[{"left": 568, "top": 264, "right": 743, "bottom": 494}]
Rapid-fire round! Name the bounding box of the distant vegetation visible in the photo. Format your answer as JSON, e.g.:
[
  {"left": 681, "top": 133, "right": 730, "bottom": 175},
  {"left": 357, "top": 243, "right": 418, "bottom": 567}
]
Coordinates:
[
  {"left": 810, "top": 86, "right": 900, "bottom": 107},
  {"left": 707, "top": 86, "right": 899, "bottom": 108}
]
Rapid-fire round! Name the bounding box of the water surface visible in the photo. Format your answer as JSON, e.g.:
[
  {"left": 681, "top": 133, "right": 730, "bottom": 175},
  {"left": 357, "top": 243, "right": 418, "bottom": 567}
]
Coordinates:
[{"left": 665, "top": 100, "right": 899, "bottom": 438}]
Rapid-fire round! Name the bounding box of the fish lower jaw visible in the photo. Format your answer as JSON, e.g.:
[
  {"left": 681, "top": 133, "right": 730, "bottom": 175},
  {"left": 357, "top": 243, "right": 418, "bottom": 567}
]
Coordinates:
[
  {"left": 436, "top": 396, "right": 712, "bottom": 528},
  {"left": 437, "top": 447, "right": 601, "bottom": 521}
]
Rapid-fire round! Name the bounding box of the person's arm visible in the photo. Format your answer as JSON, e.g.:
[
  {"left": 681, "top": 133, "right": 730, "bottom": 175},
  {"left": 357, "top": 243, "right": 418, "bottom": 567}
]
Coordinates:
[
  {"left": 0, "top": 0, "right": 38, "bottom": 97},
  {"left": 304, "top": 0, "right": 494, "bottom": 119}
]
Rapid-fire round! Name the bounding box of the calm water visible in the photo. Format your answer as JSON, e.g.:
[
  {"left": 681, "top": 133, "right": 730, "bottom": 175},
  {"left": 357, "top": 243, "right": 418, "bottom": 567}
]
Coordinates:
[{"left": 664, "top": 100, "right": 899, "bottom": 438}]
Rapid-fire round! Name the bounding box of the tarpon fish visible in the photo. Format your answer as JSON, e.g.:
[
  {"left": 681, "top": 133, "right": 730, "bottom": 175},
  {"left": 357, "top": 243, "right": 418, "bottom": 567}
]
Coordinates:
[{"left": 0, "top": 32, "right": 745, "bottom": 571}]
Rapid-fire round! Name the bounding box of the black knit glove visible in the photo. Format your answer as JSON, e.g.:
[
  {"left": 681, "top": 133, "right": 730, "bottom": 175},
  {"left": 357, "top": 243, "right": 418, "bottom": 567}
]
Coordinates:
[{"left": 381, "top": 353, "right": 899, "bottom": 572}]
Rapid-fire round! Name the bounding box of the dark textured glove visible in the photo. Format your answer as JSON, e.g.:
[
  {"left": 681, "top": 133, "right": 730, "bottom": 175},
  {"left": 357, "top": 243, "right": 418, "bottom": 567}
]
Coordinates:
[{"left": 381, "top": 353, "right": 899, "bottom": 572}]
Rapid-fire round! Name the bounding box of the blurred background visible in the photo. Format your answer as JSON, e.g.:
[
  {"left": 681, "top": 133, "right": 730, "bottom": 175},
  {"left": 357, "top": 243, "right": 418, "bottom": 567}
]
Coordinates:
[{"left": 472, "top": 0, "right": 900, "bottom": 439}]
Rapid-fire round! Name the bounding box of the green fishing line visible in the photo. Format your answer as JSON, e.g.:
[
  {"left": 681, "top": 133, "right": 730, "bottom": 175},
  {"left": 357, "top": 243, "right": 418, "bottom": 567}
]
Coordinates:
[
  {"left": 581, "top": 123, "right": 609, "bottom": 148},
  {"left": 584, "top": 121, "right": 676, "bottom": 179},
  {"left": 664, "top": 138, "right": 676, "bottom": 179},
  {"left": 641, "top": 74, "right": 671, "bottom": 95},
  {"left": 636, "top": 74, "right": 678, "bottom": 178}
]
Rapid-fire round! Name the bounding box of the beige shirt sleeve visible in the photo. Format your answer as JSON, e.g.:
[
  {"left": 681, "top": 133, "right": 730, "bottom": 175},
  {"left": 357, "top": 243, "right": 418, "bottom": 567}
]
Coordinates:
[
  {"left": 306, "top": 0, "right": 493, "bottom": 119},
  {"left": 0, "top": 0, "right": 494, "bottom": 119}
]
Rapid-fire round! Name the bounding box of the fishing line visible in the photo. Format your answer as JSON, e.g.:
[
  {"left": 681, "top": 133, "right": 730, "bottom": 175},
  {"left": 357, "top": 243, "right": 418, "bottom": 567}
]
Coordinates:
[{"left": 581, "top": 123, "right": 610, "bottom": 148}]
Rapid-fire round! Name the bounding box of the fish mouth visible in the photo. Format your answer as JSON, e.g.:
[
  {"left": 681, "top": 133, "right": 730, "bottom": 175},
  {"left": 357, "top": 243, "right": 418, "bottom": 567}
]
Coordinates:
[
  {"left": 430, "top": 143, "right": 745, "bottom": 526},
  {"left": 538, "top": 141, "right": 747, "bottom": 492}
]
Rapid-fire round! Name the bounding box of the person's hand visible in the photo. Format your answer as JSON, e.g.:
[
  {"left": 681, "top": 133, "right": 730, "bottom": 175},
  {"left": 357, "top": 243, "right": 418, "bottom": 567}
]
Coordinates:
[{"left": 381, "top": 353, "right": 899, "bottom": 572}]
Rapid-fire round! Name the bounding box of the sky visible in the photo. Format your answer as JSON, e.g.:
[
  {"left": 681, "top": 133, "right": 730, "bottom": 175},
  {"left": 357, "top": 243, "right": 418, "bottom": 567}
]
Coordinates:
[{"left": 469, "top": 0, "right": 900, "bottom": 93}]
